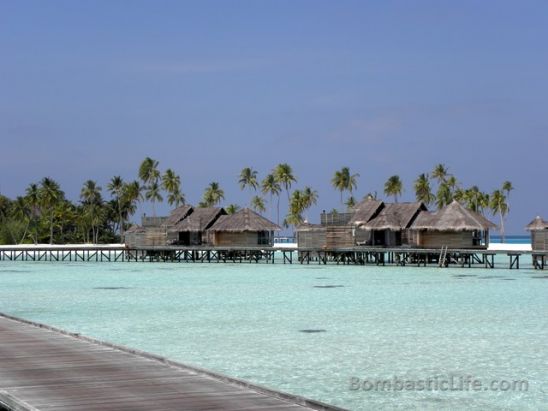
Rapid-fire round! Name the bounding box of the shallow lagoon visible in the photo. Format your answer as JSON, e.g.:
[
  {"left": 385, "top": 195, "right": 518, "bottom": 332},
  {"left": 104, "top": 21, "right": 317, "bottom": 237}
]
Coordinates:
[{"left": 0, "top": 260, "right": 547, "bottom": 410}]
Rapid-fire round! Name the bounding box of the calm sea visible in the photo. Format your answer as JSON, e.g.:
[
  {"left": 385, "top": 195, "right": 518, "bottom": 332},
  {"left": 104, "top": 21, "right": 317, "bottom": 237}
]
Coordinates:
[
  {"left": 0, "top": 261, "right": 546, "bottom": 410},
  {"left": 490, "top": 235, "right": 530, "bottom": 244}
]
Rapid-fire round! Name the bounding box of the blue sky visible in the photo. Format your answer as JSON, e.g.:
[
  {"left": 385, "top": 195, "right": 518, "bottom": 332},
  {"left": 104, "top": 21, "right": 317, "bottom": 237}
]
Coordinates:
[{"left": 1, "top": 1, "right": 547, "bottom": 234}]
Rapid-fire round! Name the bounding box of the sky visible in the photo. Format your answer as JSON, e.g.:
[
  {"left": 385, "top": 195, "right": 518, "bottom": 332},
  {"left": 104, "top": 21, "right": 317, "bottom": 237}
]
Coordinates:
[{"left": 1, "top": 0, "right": 547, "bottom": 234}]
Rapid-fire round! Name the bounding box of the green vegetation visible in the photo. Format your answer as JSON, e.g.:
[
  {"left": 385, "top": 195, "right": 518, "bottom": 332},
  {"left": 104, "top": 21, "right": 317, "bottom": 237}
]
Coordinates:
[
  {"left": 384, "top": 175, "right": 403, "bottom": 203},
  {"left": 331, "top": 167, "right": 359, "bottom": 205}
]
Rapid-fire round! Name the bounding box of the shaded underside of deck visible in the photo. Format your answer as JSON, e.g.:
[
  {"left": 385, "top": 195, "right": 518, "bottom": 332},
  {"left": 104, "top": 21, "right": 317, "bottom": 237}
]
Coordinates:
[{"left": 0, "top": 314, "right": 343, "bottom": 411}]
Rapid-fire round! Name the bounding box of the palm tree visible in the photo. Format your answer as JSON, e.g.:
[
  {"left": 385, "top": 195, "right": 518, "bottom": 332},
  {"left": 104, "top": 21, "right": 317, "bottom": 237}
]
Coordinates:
[
  {"left": 139, "top": 157, "right": 161, "bottom": 214},
  {"left": 478, "top": 192, "right": 490, "bottom": 215},
  {"left": 384, "top": 175, "right": 403, "bottom": 202},
  {"left": 238, "top": 167, "right": 259, "bottom": 191},
  {"left": 345, "top": 196, "right": 356, "bottom": 210},
  {"left": 274, "top": 163, "right": 297, "bottom": 204},
  {"left": 107, "top": 176, "right": 125, "bottom": 238},
  {"left": 225, "top": 204, "right": 240, "bottom": 214},
  {"left": 145, "top": 181, "right": 163, "bottom": 216},
  {"left": 167, "top": 190, "right": 185, "bottom": 207},
  {"left": 54, "top": 200, "right": 76, "bottom": 244},
  {"left": 80, "top": 180, "right": 103, "bottom": 244},
  {"left": 502, "top": 181, "right": 514, "bottom": 222},
  {"left": 285, "top": 189, "right": 305, "bottom": 227},
  {"left": 432, "top": 163, "right": 449, "bottom": 184},
  {"left": 201, "top": 182, "right": 224, "bottom": 207},
  {"left": 301, "top": 186, "right": 318, "bottom": 221},
  {"left": 490, "top": 189, "right": 508, "bottom": 243},
  {"left": 83, "top": 202, "right": 106, "bottom": 243},
  {"left": 436, "top": 183, "right": 452, "bottom": 209},
  {"left": 122, "top": 181, "right": 142, "bottom": 211},
  {"left": 162, "top": 169, "right": 184, "bottom": 207},
  {"left": 25, "top": 183, "right": 41, "bottom": 244},
  {"left": 446, "top": 175, "right": 459, "bottom": 195},
  {"left": 461, "top": 186, "right": 482, "bottom": 212},
  {"left": 331, "top": 167, "right": 359, "bottom": 204},
  {"left": 250, "top": 195, "right": 266, "bottom": 214},
  {"left": 414, "top": 173, "right": 434, "bottom": 205},
  {"left": 80, "top": 180, "right": 102, "bottom": 205},
  {"left": 39, "top": 177, "right": 64, "bottom": 244},
  {"left": 502, "top": 181, "right": 513, "bottom": 198},
  {"left": 139, "top": 157, "right": 160, "bottom": 186},
  {"left": 120, "top": 181, "right": 142, "bottom": 234},
  {"left": 261, "top": 173, "right": 281, "bottom": 224},
  {"left": 11, "top": 196, "right": 30, "bottom": 244}
]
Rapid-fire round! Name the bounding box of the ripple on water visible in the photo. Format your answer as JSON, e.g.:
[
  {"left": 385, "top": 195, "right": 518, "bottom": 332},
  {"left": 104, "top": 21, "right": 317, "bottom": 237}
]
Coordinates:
[
  {"left": 93, "top": 287, "right": 133, "bottom": 290},
  {"left": 313, "top": 285, "right": 344, "bottom": 288}
]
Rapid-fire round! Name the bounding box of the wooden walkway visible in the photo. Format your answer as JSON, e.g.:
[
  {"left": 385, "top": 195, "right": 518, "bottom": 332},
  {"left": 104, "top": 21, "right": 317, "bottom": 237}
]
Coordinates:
[
  {"left": 0, "top": 314, "right": 344, "bottom": 411},
  {"left": 0, "top": 245, "right": 544, "bottom": 269}
]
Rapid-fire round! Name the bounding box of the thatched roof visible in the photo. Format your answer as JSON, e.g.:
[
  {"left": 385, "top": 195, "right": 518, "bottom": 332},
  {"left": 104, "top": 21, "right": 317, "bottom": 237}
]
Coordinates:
[
  {"left": 348, "top": 198, "right": 383, "bottom": 226},
  {"left": 164, "top": 205, "right": 193, "bottom": 226},
  {"left": 124, "top": 225, "right": 145, "bottom": 234},
  {"left": 361, "top": 202, "right": 426, "bottom": 231},
  {"left": 412, "top": 200, "right": 496, "bottom": 231},
  {"left": 209, "top": 208, "right": 281, "bottom": 232},
  {"left": 169, "top": 207, "right": 225, "bottom": 232},
  {"left": 526, "top": 216, "right": 548, "bottom": 231}
]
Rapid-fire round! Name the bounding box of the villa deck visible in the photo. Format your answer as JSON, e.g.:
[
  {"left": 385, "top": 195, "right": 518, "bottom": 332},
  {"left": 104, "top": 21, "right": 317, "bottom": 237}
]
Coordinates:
[{"left": 0, "top": 313, "right": 343, "bottom": 411}]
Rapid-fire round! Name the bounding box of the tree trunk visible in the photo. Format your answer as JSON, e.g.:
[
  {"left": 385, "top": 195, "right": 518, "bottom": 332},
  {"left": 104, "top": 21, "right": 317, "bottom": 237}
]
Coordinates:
[
  {"left": 49, "top": 213, "right": 54, "bottom": 245},
  {"left": 152, "top": 200, "right": 156, "bottom": 218},
  {"left": 19, "top": 220, "right": 30, "bottom": 245},
  {"left": 119, "top": 212, "right": 124, "bottom": 239},
  {"left": 277, "top": 196, "right": 280, "bottom": 226},
  {"left": 499, "top": 212, "right": 505, "bottom": 243},
  {"left": 269, "top": 193, "right": 273, "bottom": 223}
]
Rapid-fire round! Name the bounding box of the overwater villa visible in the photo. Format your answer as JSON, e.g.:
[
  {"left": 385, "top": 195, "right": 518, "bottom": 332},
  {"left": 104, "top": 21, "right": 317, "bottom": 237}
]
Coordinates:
[
  {"left": 168, "top": 207, "right": 226, "bottom": 246},
  {"left": 410, "top": 200, "right": 496, "bottom": 248},
  {"left": 125, "top": 207, "right": 280, "bottom": 248},
  {"left": 297, "top": 198, "right": 495, "bottom": 249},
  {"left": 208, "top": 208, "right": 281, "bottom": 246},
  {"left": 357, "top": 202, "right": 427, "bottom": 246},
  {"left": 526, "top": 216, "right": 548, "bottom": 251},
  {"left": 124, "top": 205, "right": 192, "bottom": 247}
]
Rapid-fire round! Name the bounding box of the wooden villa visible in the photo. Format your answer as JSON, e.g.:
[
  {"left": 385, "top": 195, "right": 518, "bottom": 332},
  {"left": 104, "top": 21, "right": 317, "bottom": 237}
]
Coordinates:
[
  {"left": 297, "top": 199, "right": 426, "bottom": 248},
  {"left": 526, "top": 216, "right": 548, "bottom": 251},
  {"left": 168, "top": 207, "right": 226, "bottom": 246},
  {"left": 358, "top": 202, "right": 427, "bottom": 246},
  {"left": 410, "top": 200, "right": 496, "bottom": 248},
  {"left": 208, "top": 208, "right": 281, "bottom": 246},
  {"left": 124, "top": 205, "right": 193, "bottom": 247}
]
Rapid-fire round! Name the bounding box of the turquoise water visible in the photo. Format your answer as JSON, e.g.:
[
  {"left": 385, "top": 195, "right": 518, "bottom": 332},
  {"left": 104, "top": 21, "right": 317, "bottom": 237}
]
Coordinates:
[
  {"left": 0, "top": 261, "right": 547, "bottom": 410},
  {"left": 491, "top": 235, "right": 530, "bottom": 244}
]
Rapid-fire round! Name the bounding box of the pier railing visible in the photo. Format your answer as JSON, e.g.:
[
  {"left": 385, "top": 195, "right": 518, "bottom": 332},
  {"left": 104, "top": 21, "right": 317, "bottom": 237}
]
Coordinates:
[{"left": 0, "top": 245, "right": 545, "bottom": 270}]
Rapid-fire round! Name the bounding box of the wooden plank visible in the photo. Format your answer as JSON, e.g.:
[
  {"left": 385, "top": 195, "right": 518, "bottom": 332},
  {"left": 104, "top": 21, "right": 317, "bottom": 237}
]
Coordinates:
[{"left": 0, "top": 314, "right": 344, "bottom": 411}]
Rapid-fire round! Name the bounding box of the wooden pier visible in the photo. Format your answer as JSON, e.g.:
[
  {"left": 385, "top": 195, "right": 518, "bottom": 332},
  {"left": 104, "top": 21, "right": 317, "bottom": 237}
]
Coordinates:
[
  {"left": 0, "top": 313, "right": 344, "bottom": 411},
  {"left": 0, "top": 246, "right": 545, "bottom": 270}
]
